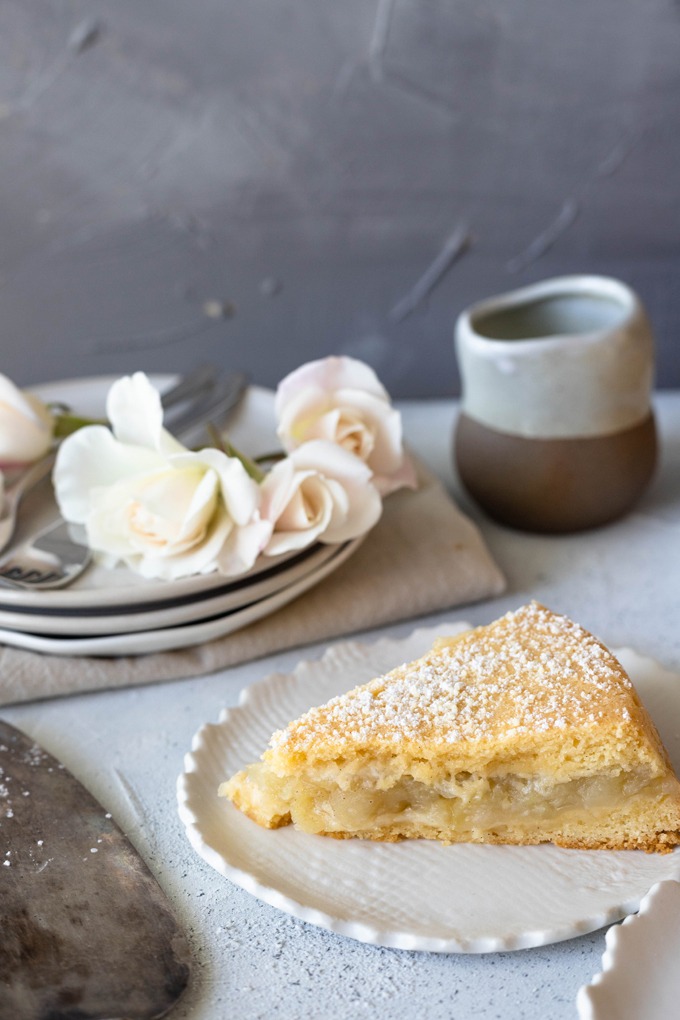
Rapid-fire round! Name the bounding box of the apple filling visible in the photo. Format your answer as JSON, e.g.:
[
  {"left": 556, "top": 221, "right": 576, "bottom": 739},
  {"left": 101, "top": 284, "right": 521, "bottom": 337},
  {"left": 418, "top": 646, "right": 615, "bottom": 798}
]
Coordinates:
[{"left": 223, "top": 761, "right": 677, "bottom": 840}]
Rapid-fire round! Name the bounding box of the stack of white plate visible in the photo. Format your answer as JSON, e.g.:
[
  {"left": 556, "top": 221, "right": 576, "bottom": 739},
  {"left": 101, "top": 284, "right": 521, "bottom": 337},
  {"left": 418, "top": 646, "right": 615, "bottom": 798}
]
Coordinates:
[
  {"left": 0, "top": 537, "right": 362, "bottom": 656},
  {"left": 0, "top": 376, "right": 362, "bottom": 657}
]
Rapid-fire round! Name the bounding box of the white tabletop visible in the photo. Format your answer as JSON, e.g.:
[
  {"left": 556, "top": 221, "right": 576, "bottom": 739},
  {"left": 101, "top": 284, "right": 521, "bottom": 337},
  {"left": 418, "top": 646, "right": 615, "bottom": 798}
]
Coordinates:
[{"left": 5, "top": 391, "right": 680, "bottom": 1020}]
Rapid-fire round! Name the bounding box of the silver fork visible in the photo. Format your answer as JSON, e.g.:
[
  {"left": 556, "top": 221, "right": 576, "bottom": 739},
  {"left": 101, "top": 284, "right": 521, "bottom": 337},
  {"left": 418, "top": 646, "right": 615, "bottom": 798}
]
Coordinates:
[
  {"left": 0, "top": 371, "right": 249, "bottom": 591},
  {"left": 162, "top": 371, "right": 249, "bottom": 446}
]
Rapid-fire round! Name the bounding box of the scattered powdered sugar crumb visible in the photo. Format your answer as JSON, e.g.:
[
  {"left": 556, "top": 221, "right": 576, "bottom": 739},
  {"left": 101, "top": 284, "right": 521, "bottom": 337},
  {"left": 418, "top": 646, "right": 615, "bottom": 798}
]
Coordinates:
[
  {"left": 272, "top": 602, "right": 636, "bottom": 749},
  {"left": 23, "top": 744, "right": 47, "bottom": 767}
]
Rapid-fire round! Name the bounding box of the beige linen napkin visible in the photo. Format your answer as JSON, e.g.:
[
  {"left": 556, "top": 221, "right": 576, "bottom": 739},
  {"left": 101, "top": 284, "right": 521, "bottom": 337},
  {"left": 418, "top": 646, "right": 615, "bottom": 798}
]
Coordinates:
[{"left": 0, "top": 462, "right": 504, "bottom": 706}]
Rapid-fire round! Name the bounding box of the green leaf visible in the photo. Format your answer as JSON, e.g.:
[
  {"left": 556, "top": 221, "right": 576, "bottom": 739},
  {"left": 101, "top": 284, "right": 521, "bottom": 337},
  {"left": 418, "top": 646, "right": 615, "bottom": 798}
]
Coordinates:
[
  {"left": 52, "top": 413, "right": 106, "bottom": 438},
  {"left": 206, "top": 424, "right": 267, "bottom": 483}
]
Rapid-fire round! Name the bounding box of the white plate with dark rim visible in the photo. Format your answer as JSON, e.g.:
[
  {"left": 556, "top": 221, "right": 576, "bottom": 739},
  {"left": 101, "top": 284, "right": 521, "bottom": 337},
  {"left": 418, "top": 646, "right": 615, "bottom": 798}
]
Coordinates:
[
  {"left": 178, "top": 626, "right": 680, "bottom": 953},
  {"left": 0, "top": 537, "right": 362, "bottom": 656},
  {"left": 0, "top": 539, "right": 346, "bottom": 636}
]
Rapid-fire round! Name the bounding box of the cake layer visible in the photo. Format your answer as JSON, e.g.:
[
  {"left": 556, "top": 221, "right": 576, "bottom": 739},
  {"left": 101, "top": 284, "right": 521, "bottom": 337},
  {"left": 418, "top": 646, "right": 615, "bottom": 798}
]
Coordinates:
[
  {"left": 221, "top": 603, "right": 680, "bottom": 853},
  {"left": 222, "top": 761, "right": 680, "bottom": 852}
]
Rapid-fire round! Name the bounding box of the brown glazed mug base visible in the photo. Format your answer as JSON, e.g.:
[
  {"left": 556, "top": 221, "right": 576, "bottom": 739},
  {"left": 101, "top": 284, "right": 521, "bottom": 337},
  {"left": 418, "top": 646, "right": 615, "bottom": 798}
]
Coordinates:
[{"left": 454, "top": 411, "right": 657, "bottom": 533}]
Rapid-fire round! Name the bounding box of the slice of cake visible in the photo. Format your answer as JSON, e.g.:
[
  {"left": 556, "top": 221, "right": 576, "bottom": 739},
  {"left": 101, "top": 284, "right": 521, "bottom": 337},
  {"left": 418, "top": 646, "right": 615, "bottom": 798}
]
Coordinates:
[{"left": 220, "top": 602, "right": 680, "bottom": 852}]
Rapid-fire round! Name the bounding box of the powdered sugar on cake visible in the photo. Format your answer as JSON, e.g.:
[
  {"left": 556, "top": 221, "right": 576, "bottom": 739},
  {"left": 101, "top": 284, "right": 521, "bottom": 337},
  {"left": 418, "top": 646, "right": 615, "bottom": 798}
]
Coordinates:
[{"left": 270, "top": 603, "right": 636, "bottom": 752}]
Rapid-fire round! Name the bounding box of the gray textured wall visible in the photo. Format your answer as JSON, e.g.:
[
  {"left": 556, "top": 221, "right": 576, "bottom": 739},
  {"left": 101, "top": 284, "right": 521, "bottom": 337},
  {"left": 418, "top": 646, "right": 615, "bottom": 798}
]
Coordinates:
[{"left": 1, "top": 0, "right": 679, "bottom": 397}]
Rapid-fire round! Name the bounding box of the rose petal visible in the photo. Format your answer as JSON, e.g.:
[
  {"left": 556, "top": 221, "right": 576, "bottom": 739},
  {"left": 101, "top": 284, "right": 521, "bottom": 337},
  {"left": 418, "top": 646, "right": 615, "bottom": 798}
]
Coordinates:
[
  {"left": 319, "top": 474, "right": 381, "bottom": 544},
  {"left": 107, "top": 373, "right": 163, "bottom": 448},
  {"left": 0, "top": 375, "right": 27, "bottom": 417},
  {"left": 275, "top": 356, "right": 389, "bottom": 418},
  {"left": 106, "top": 372, "right": 185, "bottom": 456},
  {"left": 87, "top": 486, "right": 235, "bottom": 580},
  {"left": 288, "top": 443, "right": 382, "bottom": 544},
  {"left": 286, "top": 440, "right": 374, "bottom": 482},
  {"left": 0, "top": 376, "right": 54, "bottom": 464},
  {"left": 54, "top": 426, "right": 164, "bottom": 523},
  {"left": 261, "top": 465, "right": 334, "bottom": 555},
  {"left": 276, "top": 477, "right": 329, "bottom": 532},
  {"left": 374, "top": 451, "right": 419, "bottom": 496},
  {"left": 55, "top": 374, "right": 269, "bottom": 581},
  {"left": 216, "top": 516, "right": 272, "bottom": 576},
  {"left": 274, "top": 356, "right": 410, "bottom": 494},
  {"left": 172, "top": 447, "right": 260, "bottom": 526},
  {"left": 266, "top": 441, "right": 382, "bottom": 547},
  {"left": 259, "top": 458, "right": 298, "bottom": 524},
  {"left": 332, "top": 390, "right": 403, "bottom": 474},
  {"left": 23, "top": 392, "right": 55, "bottom": 432},
  {"left": 285, "top": 394, "right": 403, "bottom": 476},
  {"left": 175, "top": 469, "right": 221, "bottom": 549},
  {"left": 126, "top": 468, "right": 218, "bottom": 556},
  {"left": 129, "top": 508, "right": 235, "bottom": 580}
]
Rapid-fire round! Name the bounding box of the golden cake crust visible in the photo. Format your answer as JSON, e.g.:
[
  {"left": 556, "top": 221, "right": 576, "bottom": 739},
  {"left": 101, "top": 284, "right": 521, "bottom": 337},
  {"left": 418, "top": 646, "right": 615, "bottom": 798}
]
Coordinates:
[
  {"left": 222, "top": 602, "right": 680, "bottom": 853},
  {"left": 265, "top": 602, "right": 669, "bottom": 782}
]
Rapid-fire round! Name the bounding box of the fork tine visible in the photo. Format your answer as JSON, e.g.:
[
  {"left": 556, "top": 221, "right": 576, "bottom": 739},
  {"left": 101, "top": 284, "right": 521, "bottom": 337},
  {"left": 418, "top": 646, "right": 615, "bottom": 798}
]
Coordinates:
[
  {"left": 167, "top": 372, "right": 248, "bottom": 443},
  {"left": 159, "top": 365, "right": 218, "bottom": 412}
]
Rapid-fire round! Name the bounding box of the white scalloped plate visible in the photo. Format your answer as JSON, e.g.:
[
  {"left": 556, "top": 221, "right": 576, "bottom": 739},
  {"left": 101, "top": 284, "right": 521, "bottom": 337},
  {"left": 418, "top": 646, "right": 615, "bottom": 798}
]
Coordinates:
[
  {"left": 577, "top": 879, "right": 680, "bottom": 1019},
  {"left": 177, "top": 626, "right": 680, "bottom": 953}
]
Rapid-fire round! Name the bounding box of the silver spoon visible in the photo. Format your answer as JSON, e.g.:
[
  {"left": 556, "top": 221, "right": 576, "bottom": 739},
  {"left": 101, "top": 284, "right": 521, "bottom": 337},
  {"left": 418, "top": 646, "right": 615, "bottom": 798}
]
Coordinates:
[{"left": 0, "top": 520, "right": 91, "bottom": 590}]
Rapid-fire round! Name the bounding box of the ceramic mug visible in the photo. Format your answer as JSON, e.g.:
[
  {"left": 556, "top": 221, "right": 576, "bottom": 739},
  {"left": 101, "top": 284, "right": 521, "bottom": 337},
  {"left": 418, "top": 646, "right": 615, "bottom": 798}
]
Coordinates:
[{"left": 453, "top": 275, "right": 658, "bottom": 533}]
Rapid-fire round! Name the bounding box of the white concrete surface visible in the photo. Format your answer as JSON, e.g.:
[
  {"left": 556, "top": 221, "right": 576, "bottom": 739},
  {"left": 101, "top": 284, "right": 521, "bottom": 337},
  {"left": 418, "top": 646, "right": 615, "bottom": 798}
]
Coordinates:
[{"left": 5, "top": 391, "right": 680, "bottom": 1019}]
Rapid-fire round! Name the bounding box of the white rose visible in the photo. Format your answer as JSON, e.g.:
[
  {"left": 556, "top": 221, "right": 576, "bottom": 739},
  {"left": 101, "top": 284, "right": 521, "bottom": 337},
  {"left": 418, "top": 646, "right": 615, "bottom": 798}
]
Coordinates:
[
  {"left": 0, "top": 374, "right": 54, "bottom": 468},
  {"left": 53, "top": 372, "right": 271, "bottom": 580},
  {"left": 275, "top": 356, "right": 417, "bottom": 496},
  {"left": 259, "top": 440, "right": 382, "bottom": 556}
]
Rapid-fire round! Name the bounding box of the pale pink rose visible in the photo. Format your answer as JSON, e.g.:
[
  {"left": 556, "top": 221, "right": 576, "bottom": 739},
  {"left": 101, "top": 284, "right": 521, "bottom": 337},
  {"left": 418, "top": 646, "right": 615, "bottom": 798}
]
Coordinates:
[
  {"left": 54, "top": 372, "right": 270, "bottom": 580},
  {"left": 275, "top": 356, "right": 417, "bottom": 495},
  {"left": 0, "top": 374, "right": 54, "bottom": 469},
  {"left": 259, "top": 440, "right": 382, "bottom": 556}
]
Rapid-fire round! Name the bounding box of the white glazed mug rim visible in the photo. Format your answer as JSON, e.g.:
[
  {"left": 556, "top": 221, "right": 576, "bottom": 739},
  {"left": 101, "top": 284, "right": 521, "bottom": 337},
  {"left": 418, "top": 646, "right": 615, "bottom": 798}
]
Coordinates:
[
  {"left": 454, "top": 274, "right": 654, "bottom": 439},
  {"left": 459, "top": 274, "right": 642, "bottom": 355}
]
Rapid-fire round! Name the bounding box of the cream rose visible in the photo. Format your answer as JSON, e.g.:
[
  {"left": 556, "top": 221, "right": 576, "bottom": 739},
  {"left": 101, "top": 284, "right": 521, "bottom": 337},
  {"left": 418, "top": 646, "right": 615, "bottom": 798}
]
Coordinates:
[
  {"left": 53, "top": 372, "right": 271, "bottom": 580},
  {"left": 0, "top": 374, "right": 54, "bottom": 468},
  {"left": 259, "top": 440, "right": 382, "bottom": 556},
  {"left": 274, "top": 356, "right": 417, "bottom": 495}
]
